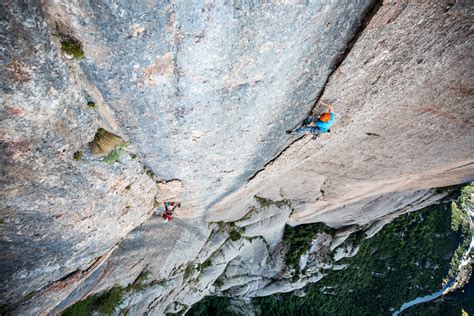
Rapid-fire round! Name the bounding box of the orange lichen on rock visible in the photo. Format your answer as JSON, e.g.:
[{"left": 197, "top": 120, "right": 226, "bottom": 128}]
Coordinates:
[{"left": 142, "top": 53, "right": 174, "bottom": 86}]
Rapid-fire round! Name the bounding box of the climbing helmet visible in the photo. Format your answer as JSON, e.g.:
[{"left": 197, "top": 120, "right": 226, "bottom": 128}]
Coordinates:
[{"left": 319, "top": 112, "right": 331, "bottom": 122}]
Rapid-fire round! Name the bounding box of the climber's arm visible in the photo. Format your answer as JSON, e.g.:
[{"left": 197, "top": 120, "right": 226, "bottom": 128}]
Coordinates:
[{"left": 320, "top": 100, "right": 334, "bottom": 113}]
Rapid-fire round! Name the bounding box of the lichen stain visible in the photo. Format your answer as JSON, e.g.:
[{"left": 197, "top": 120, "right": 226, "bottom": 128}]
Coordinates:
[
  {"left": 167, "top": 12, "right": 176, "bottom": 33},
  {"left": 414, "top": 106, "right": 457, "bottom": 121},
  {"left": 6, "top": 59, "right": 32, "bottom": 83},
  {"left": 452, "top": 85, "right": 474, "bottom": 96},
  {"left": 130, "top": 25, "right": 145, "bottom": 37},
  {"left": 142, "top": 53, "right": 174, "bottom": 86},
  {"left": 5, "top": 106, "right": 26, "bottom": 118},
  {"left": 4, "top": 141, "right": 32, "bottom": 162}
]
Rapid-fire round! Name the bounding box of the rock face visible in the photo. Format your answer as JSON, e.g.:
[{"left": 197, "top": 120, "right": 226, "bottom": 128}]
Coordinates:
[
  {"left": 210, "top": 1, "right": 474, "bottom": 226},
  {"left": 35, "top": 0, "right": 379, "bottom": 217},
  {"left": 1, "top": 0, "right": 473, "bottom": 314},
  {"left": 1, "top": 1, "right": 160, "bottom": 309}
]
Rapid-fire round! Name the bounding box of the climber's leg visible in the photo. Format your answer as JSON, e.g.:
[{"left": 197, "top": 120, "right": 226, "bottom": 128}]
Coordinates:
[
  {"left": 295, "top": 126, "right": 319, "bottom": 135},
  {"left": 303, "top": 116, "right": 314, "bottom": 125}
]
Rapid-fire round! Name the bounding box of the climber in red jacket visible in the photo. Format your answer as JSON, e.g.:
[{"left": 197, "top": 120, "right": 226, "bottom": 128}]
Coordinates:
[{"left": 162, "top": 201, "right": 180, "bottom": 222}]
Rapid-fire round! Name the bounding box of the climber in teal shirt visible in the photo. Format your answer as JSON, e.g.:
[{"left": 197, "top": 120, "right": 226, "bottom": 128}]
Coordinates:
[{"left": 290, "top": 101, "right": 335, "bottom": 135}]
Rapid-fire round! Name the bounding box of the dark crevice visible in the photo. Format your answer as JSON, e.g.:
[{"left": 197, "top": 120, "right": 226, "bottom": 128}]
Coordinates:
[
  {"left": 306, "top": 0, "right": 382, "bottom": 118},
  {"left": 446, "top": 161, "right": 474, "bottom": 172},
  {"left": 156, "top": 178, "right": 182, "bottom": 184},
  {"left": 247, "top": 134, "right": 306, "bottom": 182},
  {"left": 366, "top": 132, "right": 381, "bottom": 137}
]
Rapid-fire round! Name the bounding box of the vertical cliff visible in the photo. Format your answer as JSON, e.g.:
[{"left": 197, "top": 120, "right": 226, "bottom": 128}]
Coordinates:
[{"left": 1, "top": 0, "right": 473, "bottom": 314}]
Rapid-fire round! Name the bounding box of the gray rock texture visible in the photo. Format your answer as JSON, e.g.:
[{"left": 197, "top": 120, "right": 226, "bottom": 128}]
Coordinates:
[
  {"left": 1, "top": 1, "right": 159, "bottom": 308},
  {"left": 1, "top": 0, "right": 473, "bottom": 314}
]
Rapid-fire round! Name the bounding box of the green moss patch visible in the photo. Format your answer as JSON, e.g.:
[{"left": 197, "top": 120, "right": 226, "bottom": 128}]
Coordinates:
[
  {"left": 103, "top": 146, "right": 125, "bottom": 164},
  {"left": 213, "top": 278, "right": 224, "bottom": 288},
  {"left": 184, "top": 264, "right": 195, "bottom": 281},
  {"left": 73, "top": 151, "right": 82, "bottom": 161},
  {"left": 254, "top": 195, "right": 290, "bottom": 208},
  {"left": 145, "top": 168, "right": 155, "bottom": 179},
  {"left": 229, "top": 229, "right": 242, "bottom": 241},
  {"left": 216, "top": 221, "right": 226, "bottom": 232},
  {"left": 198, "top": 259, "right": 212, "bottom": 272},
  {"left": 60, "top": 36, "right": 85, "bottom": 60}
]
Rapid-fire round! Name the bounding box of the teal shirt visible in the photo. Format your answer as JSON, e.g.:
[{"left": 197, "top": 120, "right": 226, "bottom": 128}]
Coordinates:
[{"left": 315, "top": 112, "right": 334, "bottom": 132}]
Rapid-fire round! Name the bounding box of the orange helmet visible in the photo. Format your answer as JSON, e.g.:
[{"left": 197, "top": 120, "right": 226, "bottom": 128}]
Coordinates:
[{"left": 319, "top": 112, "right": 331, "bottom": 122}]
